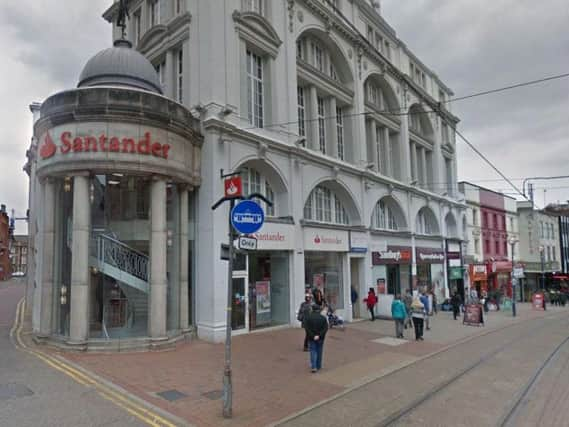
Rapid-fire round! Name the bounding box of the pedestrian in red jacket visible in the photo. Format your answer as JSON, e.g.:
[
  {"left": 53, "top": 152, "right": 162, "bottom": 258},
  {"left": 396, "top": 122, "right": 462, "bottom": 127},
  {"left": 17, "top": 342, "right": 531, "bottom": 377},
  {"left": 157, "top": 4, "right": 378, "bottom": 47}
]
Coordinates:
[{"left": 364, "top": 288, "right": 378, "bottom": 321}]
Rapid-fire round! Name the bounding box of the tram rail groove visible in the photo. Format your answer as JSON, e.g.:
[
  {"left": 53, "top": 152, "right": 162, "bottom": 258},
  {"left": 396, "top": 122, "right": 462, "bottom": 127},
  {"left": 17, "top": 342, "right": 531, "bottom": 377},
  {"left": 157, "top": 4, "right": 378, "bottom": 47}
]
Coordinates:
[
  {"left": 499, "top": 333, "right": 569, "bottom": 427},
  {"left": 375, "top": 316, "right": 568, "bottom": 427}
]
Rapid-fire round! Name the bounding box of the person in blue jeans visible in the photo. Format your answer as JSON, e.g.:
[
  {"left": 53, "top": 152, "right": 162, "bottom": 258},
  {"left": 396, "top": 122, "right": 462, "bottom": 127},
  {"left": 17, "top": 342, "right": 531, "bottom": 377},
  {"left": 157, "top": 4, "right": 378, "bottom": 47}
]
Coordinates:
[
  {"left": 304, "top": 304, "right": 329, "bottom": 373},
  {"left": 420, "top": 290, "right": 431, "bottom": 331}
]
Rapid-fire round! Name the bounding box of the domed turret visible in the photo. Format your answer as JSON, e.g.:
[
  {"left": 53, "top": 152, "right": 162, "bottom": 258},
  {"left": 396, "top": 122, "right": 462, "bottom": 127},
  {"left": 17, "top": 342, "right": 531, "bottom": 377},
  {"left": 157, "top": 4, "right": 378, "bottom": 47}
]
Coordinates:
[{"left": 77, "top": 39, "right": 162, "bottom": 94}]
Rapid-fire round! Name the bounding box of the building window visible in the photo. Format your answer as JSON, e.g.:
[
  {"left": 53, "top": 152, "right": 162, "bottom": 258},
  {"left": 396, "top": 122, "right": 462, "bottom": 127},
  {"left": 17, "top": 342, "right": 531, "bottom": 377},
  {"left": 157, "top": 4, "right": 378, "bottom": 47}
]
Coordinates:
[
  {"left": 416, "top": 210, "right": 434, "bottom": 235},
  {"left": 176, "top": 49, "right": 183, "bottom": 103},
  {"left": 547, "top": 246, "right": 551, "bottom": 262},
  {"left": 312, "top": 42, "right": 324, "bottom": 72},
  {"left": 243, "top": 0, "right": 263, "bottom": 14},
  {"left": 502, "top": 216, "right": 506, "bottom": 231},
  {"left": 482, "top": 212, "right": 488, "bottom": 228},
  {"left": 155, "top": 60, "right": 166, "bottom": 91},
  {"left": 336, "top": 106, "right": 344, "bottom": 160},
  {"left": 474, "top": 238, "right": 480, "bottom": 253},
  {"left": 509, "top": 216, "right": 514, "bottom": 232},
  {"left": 472, "top": 209, "right": 478, "bottom": 226},
  {"left": 297, "top": 39, "right": 305, "bottom": 60},
  {"left": 241, "top": 167, "right": 275, "bottom": 216},
  {"left": 297, "top": 87, "right": 306, "bottom": 137},
  {"left": 317, "top": 96, "right": 326, "bottom": 154},
  {"left": 384, "top": 41, "right": 391, "bottom": 60},
  {"left": 304, "top": 185, "right": 348, "bottom": 225},
  {"left": 371, "top": 200, "right": 398, "bottom": 231},
  {"left": 553, "top": 246, "right": 556, "bottom": 261},
  {"left": 149, "top": 0, "right": 160, "bottom": 27},
  {"left": 246, "top": 50, "right": 264, "bottom": 128},
  {"left": 495, "top": 240, "right": 500, "bottom": 255},
  {"left": 504, "top": 241, "right": 508, "bottom": 257},
  {"left": 133, "top": 10, "right": 141, "bottom": 42},
  {"left": 484, "top": 239, "right": 490, "bottom": 253},
  {"left": 493, "top": 214, "right": 498, "bottom": 230}
]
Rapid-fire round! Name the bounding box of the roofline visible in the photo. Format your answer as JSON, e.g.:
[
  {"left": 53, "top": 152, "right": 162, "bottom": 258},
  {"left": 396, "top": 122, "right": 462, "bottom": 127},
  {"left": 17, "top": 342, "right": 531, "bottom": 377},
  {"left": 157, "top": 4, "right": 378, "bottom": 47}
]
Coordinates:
[{"left": 458, "top": 181, "right": 517, "bottom": 201}]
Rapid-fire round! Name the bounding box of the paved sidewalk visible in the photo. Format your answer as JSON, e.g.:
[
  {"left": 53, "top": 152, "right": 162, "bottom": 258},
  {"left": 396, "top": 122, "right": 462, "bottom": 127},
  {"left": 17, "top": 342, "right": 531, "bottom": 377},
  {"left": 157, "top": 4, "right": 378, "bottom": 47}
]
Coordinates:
[{"left": 49, "top": 304, "right": 561, "bottom": 427}]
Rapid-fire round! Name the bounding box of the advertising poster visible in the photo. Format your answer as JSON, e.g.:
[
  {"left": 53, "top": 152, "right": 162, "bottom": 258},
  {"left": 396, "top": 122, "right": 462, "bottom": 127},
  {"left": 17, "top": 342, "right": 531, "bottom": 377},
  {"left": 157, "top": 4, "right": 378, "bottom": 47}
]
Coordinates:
[
  {"left": 256, "top": 281, "right": 271, "bottom": 314},
  {"left": 376, "top": 278, "right": 386, "bottom": 294},
  {"left": 532, "top": 293, "right": 545, "bottom": 310},
  {"left": 313, "top": 274, "right": 325, "bottom": 288},
  {"left": 463, "top": 304, "right": 484, "bottom": 326}
]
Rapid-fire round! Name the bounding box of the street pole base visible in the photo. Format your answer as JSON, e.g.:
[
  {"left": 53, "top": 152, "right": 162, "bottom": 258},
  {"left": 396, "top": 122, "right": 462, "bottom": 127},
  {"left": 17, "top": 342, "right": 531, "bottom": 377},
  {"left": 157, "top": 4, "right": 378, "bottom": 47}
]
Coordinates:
[{"left": 222, "top": 368, "right": 232, "bottom": 418}]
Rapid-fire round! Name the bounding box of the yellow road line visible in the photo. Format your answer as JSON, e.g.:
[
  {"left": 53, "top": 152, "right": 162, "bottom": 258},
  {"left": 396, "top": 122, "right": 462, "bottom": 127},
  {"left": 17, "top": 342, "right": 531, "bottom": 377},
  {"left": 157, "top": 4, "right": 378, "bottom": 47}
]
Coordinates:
[{"left": 11, "top": 298, "right": 178, "bottom": 427}]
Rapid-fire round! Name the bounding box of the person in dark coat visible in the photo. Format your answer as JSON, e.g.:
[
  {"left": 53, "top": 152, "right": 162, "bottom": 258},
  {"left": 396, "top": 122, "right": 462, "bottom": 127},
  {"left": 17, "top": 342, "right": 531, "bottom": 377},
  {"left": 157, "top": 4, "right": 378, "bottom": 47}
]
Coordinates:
[
  {"left": 312, "top": 286, "right": 325, "bottom": 307},
  {"left": 304, "top": 305, "right": 329, "bottom": 372},
  {"left": 451, "top": 292, "right": 462, "bottom": 320},
  {"left": 297, "top": 293, "right": 313, "bottom": 351}
]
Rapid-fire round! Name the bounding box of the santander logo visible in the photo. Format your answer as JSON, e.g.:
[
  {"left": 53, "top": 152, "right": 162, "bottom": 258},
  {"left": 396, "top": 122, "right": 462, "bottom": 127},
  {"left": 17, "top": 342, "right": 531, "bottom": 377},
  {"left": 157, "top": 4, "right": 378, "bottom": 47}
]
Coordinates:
[
  {"left": 39, "top": 132, "right": 57, "bottom": 159},
  {"left": 314, "top": 235, "right": 321, "bottom": 244},
  {"left": 226, "top": 182, "right": 239, "bottom": 196}
]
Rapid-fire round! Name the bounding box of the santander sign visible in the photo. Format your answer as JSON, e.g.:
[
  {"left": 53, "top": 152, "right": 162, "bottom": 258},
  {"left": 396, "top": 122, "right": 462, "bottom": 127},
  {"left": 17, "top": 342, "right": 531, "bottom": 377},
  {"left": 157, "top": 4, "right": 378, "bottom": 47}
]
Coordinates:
[{"left": 39, "top": 131, "right": 171, "bottom": 160}]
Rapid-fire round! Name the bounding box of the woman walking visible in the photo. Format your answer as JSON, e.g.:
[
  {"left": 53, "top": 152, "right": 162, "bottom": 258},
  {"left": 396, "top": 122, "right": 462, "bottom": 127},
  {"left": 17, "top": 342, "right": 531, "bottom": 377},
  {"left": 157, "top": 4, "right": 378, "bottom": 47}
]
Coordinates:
[
  {"left": 411, "top": 296, "right": 426, "bottom": 341},
  {"left": 391, "top": 294, "right": 407, "bottom": 338},
  {"left": 364, "top": 288, "right": 378, "bottom": 321}
]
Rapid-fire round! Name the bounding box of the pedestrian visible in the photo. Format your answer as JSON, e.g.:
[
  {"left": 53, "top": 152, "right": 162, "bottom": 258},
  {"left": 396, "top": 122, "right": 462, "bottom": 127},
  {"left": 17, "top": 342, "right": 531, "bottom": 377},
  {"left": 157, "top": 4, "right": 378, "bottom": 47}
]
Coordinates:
[
  {"left": 411, "top": 296, "right": 426, "bottom": 341},
  {"left": 313, "top": 286, "right": 325, "bottom": 307},
  {"left": 304, "top": 304, "right": 329, "bottom": 373},
  {"left": 297, "top": 293, "right": 313, "bottom": 351},
  {"left": 363, "top": 287, "right": 378, "bottom": 321},
  {"left": 391, "top": 294, "right": 407, "bottom": 338},
  {"left": 430, "top": 289, "right": 438, "bottom": 314},
  {"left": 451, "top": 291, "right": 462, "bottom": 320},
  {"left": 403, "top": 290, "right": 413, "bottom": 329},
  {"left": 420, "top": 290, "right": 431, "bottom": 330},
  {"left": 351, "top": 285, "right": 359, "bottom": 318}
]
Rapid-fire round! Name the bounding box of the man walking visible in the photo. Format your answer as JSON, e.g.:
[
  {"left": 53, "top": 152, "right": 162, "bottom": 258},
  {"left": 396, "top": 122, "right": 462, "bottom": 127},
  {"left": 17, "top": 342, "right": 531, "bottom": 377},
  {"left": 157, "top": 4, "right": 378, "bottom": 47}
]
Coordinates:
[
  {"left": 403, "top": 290, "right": 413, "bottom": 329},
  {"left": 391, "top": 294, "right": 407, "bottom": 338},
  {"left": 304, "top": 305, "right": 329, "bottom": 373},
  {"left": 451, "top": 291, "right": 462, "bottom": 320},
  {"left": 420, "top": 290, "right": 431, "bottom": 330},
  {"left": 297, "top": 293, "right": 313, "bottom": 351}
]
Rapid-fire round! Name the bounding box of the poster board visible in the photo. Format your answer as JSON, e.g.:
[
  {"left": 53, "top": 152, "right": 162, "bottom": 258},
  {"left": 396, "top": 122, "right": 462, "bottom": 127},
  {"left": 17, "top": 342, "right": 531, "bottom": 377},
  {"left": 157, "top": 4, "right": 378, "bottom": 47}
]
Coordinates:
[
  {"left": 256, "top": 281, "right": 271, "bottom": 314},
  {"left": 532, "top": 293, "right": 545, "bottom": 310},
  {"left": 377, "top": 278, "right": 386, "bottom": 295},
  {"left": 463, "top": 304, "right": 484, "bottom": 326}
]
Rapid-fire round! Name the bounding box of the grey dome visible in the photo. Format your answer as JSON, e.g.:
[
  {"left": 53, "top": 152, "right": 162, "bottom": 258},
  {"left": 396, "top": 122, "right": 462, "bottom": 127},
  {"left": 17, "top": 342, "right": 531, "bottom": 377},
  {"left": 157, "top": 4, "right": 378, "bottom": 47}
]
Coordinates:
[{"left": 78, "top": 39, "right": 162, "bottom": 94}]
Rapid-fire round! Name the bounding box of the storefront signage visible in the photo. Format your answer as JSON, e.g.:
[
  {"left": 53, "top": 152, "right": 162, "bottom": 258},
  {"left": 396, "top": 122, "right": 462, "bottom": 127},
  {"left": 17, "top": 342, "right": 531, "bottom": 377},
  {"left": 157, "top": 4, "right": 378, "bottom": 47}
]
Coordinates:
[
  {"left": 491, "top": 260, "right": 513, "bottom": 273},
  {"left": 253, "top": 223, "right": 294, "bottom": 251},
  {"left": 40, "top": 130, "right": 170, "bottom": 160},
  {"left": 238, "top": 236, "right": 257, "bottom": 250},
  {"left": 349, "top": 231, "right": 368, "bottom": 253},
  {"left": 231, "top": 200, "right": 265, "bottom": 234},
  {"left": 416, "top": 248, "right": 445, "bottom": 264},
  {"left": 224, "top": 176, "right": 242, "bottom": 198},
  {"left": 303, "top": 228, "right": 349, "bottom": 252},
  {"left": 449, "top": 267, "right": 464, "bottom": 280},
  {"left": 513, "top": 266, "right": 525, "bottom": 279},
  {"left": 372, "top": 246, "right": 412, "bottom": 265},
  {"left": 470, "top": 264, "right": 488, "bottom": 281},
  {"left": 446, "top": 251, "right": 461, "bottom": 260}
]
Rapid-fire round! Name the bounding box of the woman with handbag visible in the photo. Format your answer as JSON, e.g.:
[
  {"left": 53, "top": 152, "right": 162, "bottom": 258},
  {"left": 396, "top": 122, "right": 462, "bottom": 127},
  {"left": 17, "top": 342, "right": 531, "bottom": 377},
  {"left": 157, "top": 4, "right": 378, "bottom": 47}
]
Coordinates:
[
  {"left": 363, "top": 288, "right": 378, "bottom": 321},
  {"left": 410, "top": 296, "right": 426, "bottom": 341}
]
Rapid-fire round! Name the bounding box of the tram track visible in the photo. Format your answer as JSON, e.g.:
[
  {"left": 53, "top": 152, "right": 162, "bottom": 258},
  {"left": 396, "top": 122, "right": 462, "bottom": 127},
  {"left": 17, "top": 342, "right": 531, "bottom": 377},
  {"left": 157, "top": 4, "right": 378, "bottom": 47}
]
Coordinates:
[{"left": 375, "top": 314, "right": 569, "bottom": 427}]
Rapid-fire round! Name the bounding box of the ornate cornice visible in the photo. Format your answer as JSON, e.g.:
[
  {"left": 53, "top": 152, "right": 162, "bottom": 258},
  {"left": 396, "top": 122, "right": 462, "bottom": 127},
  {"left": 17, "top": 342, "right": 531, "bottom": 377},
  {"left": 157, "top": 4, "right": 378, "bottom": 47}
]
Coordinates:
[{"left": 232, "top": 10, "right": 282, "bottom": 58}]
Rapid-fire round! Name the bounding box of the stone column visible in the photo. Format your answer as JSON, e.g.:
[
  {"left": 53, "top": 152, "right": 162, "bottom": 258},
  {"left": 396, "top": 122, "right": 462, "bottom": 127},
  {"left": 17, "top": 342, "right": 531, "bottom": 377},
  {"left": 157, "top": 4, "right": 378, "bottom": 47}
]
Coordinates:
[
  {"left": 384, "top": 127, "right": 392, "bottom": 177},
  {"left": 421, "top": 147, "right": 428, "bottom": 188},
  {"left": 149, "top": 177, "right": 168, "bottom": 339},
  {"left": 69, "top": 175, "right": 90, "bottom": 345},
  {"left": 164, "top": 50, "right": 175, "bottom": 100},
  {"left": 179, "top": 185, "right": 190, "bottom": 332},
  {"left": 369, "top": 120, "right": 378, "bottom": 172},
  {"left": 410, "top": 142, "right": 417, "bottom": 182},
  {"left": 308, "top": 86, "right": 319, "bottom": 151},
  {"left": 328, "top": 97, "right": 338, "bottom": 159},
  {"left": 39, "top": 178, "right": 55, "bottom": 337}
]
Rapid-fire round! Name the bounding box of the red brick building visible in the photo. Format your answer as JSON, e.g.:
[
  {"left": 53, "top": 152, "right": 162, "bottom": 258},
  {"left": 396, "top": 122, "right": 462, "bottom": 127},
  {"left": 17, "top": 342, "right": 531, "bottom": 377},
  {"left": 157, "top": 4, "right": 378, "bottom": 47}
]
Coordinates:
[{"left": 0, "top": 205, "right": 11, "bottom": 280}]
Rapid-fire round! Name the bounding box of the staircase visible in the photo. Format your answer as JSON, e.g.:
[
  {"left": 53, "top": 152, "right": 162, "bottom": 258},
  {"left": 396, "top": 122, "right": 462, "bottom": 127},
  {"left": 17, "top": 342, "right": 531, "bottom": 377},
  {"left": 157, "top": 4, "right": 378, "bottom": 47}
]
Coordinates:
[{"left": 90, "top": 234, "right": 149, "bottom": 337}]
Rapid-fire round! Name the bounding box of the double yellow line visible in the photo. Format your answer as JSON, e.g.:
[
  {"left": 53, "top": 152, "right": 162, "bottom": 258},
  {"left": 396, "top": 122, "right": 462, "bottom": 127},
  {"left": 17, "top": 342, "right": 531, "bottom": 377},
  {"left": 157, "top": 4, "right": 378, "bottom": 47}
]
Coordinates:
[{"left": 10, "top": 298, "right": 179, "bottom": 427}]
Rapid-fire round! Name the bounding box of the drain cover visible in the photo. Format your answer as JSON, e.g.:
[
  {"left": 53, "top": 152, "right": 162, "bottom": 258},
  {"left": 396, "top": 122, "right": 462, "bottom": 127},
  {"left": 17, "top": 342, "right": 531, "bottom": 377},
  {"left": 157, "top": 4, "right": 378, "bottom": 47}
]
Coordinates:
[
  {"left": 0, "top": 384, "right": 34, "bottom": 401},
  {"left": 202, "top": 390, "right": 223, "bottom": 400},
  {"left": 156, "top": 389, "right": 188, "bottom": 402}
]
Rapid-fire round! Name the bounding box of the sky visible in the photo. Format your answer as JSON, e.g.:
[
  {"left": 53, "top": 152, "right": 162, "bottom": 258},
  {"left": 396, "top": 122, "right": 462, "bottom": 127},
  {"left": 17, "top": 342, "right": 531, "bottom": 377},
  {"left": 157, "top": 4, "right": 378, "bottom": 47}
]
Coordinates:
[{"left": 1, "top": 0, "right": 568, "bottom": 234}]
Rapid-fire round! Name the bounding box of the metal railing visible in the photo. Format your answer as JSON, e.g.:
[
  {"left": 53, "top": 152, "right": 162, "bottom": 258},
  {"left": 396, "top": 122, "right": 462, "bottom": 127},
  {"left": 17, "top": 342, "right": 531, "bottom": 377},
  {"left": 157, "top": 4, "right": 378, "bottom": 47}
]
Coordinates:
[{"left": 96, "top": 234, "right": 148, "bottom": 281}]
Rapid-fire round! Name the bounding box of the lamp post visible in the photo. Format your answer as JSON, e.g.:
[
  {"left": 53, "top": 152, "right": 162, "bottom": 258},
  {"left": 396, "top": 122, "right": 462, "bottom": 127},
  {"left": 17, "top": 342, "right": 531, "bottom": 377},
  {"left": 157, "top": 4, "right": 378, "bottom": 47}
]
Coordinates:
[
  {"left": 509, "top": 237, "right": 517, "bottom": 317},
  {"left": 539, "top": 245, "right": 545, "bottom": 291}
]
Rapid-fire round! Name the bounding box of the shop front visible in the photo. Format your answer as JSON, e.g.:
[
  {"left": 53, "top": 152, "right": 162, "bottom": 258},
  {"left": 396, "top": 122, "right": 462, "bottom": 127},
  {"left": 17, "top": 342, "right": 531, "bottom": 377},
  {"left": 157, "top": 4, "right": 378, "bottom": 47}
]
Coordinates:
[
  {"left": 415, "top": 247, "right": 446, "bottom": 304},
  {"left": 446, "top": 241, "right": 464, "bottom": 300},
  {"left": 304, "top": 227, "right": 348, "bottom": 317},
  {"left": 469, "top": 264, "right": 489, "bottom": 297},
  {"left": 371, "top": 245, "right": 412, "bottom": 317},
  {"left": 230, "top": 222, "right": 294, "bottom": 333},
  {"left": 488, "top": 261, "right": 513, "bottom": 298},
  {"left": 28, "top": 40, "right": 203, "bottom": 350},
  {"left": 349, "top": 231, "right": 368, "bottom": 319}
]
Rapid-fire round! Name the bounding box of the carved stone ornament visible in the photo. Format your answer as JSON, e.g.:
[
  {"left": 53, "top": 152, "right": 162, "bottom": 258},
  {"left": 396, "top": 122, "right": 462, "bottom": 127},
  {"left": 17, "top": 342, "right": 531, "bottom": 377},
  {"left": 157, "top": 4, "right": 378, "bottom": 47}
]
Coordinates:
[
  {"left": 357, "top": 46, "right": 363, "bottom": 79},
  {"left": 363, "top": 60, "right": 368, "bottom": 71},
  {"left": 287, "top": 0, "right": 295, "bottom": 33},
  {"left": 348, "top": 48, "right": 353, "bottom": 59},
  {"left": 297, "top": 10, "right": 304, "bottom": 23}
]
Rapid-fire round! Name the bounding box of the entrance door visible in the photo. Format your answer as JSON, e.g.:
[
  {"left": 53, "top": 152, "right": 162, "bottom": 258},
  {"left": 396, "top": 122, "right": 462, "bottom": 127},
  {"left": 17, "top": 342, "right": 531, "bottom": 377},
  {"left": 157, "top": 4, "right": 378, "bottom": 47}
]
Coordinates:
[
  {"left": 350, "top": 258, "right": 362, "bottom": 319},
  {"left": 231, "top": 277, "right": 247, "bottom": 331}
]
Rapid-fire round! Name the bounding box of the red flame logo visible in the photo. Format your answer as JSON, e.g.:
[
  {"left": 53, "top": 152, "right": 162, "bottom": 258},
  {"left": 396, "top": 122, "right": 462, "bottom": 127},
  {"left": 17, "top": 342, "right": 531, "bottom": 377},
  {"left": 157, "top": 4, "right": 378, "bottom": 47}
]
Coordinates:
[
  {"left": 314, "top": 235, "right": 321, "bottom": 244},
  {"left": 39, "top": 132, "right": 56, "bottom": 159}
]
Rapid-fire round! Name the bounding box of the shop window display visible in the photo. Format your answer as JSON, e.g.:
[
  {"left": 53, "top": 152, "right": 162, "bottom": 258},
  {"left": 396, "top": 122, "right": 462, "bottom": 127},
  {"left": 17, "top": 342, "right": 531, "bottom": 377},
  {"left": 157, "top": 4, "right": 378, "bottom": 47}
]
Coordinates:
[{"left": 305, "top": 252, "right": 344, "bottom": 309}]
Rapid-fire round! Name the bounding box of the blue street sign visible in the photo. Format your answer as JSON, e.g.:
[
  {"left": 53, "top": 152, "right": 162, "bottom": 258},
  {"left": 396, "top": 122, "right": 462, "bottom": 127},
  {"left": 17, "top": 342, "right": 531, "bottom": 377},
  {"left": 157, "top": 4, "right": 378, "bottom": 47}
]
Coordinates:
[{"left": 231, "top": 200, "right": 265, "bottom": 234}]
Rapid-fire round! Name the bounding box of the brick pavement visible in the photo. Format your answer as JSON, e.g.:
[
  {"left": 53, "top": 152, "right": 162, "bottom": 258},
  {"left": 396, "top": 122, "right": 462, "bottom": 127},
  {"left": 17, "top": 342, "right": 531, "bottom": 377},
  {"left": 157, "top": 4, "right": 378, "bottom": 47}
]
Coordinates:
[{"left": 52, "top": 304, "right": 562, "bottom": 427}]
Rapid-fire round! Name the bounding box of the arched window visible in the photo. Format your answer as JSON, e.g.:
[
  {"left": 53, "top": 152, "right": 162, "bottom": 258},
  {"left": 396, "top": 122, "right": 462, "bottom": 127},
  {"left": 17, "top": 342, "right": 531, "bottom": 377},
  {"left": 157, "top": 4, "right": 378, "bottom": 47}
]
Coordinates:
[
  {"left": 371, "top": 200, "right": 398, "bottom": 231},
  {"left": 304, "top": 185, "right": 348, "bottom": 225},
  {"left": 242, "top": 167, "right": 275, "bottom": 216},
  {"left": 416, "top": 208, "right": 438, "bottom": 235}
]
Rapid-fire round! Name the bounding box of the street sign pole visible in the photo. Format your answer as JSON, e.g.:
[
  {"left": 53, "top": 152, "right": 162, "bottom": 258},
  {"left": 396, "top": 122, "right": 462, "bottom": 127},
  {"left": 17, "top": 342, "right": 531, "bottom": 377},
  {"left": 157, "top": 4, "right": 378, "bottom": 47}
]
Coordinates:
[{"left": 223, "top": 198, "right": 235, "bottom": 418}]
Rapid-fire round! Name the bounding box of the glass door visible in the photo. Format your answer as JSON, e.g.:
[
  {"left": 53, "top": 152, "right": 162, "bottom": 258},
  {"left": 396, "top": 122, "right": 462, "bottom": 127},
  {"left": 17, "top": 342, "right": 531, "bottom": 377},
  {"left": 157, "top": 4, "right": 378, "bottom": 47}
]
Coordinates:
[{"left": 231, "top": 277, "right": 247, "bottom": 331}]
